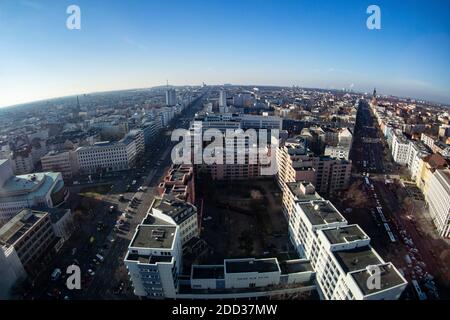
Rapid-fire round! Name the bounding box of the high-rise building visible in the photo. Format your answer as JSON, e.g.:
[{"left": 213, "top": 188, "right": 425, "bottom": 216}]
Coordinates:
[
  {"left": 166, "top": 88, "right": 177, "bottom": 107},
  {"left": 219, "top": 90, "right": 227, "bottom": 108}
]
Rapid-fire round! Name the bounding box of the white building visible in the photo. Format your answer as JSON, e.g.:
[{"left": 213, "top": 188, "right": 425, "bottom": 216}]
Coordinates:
[
  {"left": 407, "top": 141, "right": 430, "bottom": 181},
  {"left": 289, "top": 190, "right": 408, "bottom": 300},
  {"left": 157, "top": 107, "right": 175, "bottom": 127},
  {"left": 0, "top": 209, "right": 60, "bottom": 299},
  {"left": 166, "top": 88, "right": 177, "bottom": 107},
  {"left": 76, "top": 139, "right": 137, "bottom": 174},
  {"left": 0, "top": 159, "right": 68, "bottom": 226},
  {"left": 124, "top": 223, "right": 182, "bottom": 298},
  {"left": 150, "top": 195, "right": 198, "bottom": 245},
  {"left": 127, "top": 129, "right": 145, "bottom": 157},
  {"left": 391, "top": 131, "right": 410, "bottom": 165},
  {"left": 424, "top": 169, "right": 450, "bottom": 238},
  {"left": 125, "top": 192, "right": 316, "bottom": 299}
]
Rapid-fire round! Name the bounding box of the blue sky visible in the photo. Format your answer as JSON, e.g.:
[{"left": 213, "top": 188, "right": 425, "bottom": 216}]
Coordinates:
[{"left": 0, "top": 0, "right": 449, "bottom": 107}]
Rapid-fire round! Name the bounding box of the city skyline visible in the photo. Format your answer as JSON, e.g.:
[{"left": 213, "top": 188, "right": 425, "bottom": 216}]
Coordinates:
[{"left": 1, "top": 0, "right": 450, "bottom": 108}]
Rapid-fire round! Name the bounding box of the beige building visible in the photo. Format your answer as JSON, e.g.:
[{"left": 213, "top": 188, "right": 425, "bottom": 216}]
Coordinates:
[{"left": 41, "top": 150, "right": 79, "bottom": 181}]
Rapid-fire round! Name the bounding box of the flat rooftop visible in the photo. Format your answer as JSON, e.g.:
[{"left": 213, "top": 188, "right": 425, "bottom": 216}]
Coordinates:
[
  {"left": 333, "top": 246, "right": 383, "bottom": 273},
  {"left": 130, "top": 225, "right": 176, "bottom": 249},
  {"left": 192, "top": 265, "right": 225, "bottom": 279},
  {"left": 279, "top": 260, "right": 313, "bottom": 275},
  {"left": 350, "top": 263, "right": 406, "bottom": 296},
  {"left": 286, "top": 182, "right": 321, "bottom": 202},
  {"left": 225, "top": 258, "right": 280, "bottom": 274},
  {"left": 322, "top": 225, "right": 369, "bottom": 245},
  {"left": 153, "top": 196, "right": 196, "bottom": 224},
  {"left": 142, "top": 214, "right": 172, "bottom": 226},
  {"left": 126, "top": 253, "right": 173, "bottom": 264},
  {"left": 0, "top": 209, "right": 46, "bottom": 245},
  {"left": 299, "top": 200, "right": 346, "bottom": 226}
]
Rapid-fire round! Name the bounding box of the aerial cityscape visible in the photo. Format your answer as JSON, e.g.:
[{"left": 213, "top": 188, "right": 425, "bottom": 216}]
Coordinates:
[{"left": 0, "top": 0, "right": 449, "bottom": 310}]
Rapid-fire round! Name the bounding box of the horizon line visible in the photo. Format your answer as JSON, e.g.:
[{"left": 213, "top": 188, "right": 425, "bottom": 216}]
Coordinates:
[{"left": 1, "top": 84, "right": 449, "bottom": 110}]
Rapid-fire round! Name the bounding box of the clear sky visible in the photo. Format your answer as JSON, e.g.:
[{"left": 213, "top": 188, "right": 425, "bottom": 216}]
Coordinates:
[{"left": 1, "top": 0, "right": 449, "bottom": 107}]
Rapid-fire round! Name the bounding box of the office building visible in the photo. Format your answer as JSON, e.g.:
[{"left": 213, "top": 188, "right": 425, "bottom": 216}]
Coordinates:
[
  {"left": 0, "top": 159, "right": 68, "bottom": 226},
  {"left": 0, "top": 209, "right": 60, "bottom": 298},
  {"left": 76, "top": 138, "right": 137, "bottom": 174},
  {"left": 41, "top": 150, "right": 79, "bottom": 181}
]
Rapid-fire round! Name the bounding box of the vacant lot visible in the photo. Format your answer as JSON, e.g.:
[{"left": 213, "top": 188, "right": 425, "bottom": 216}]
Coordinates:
[{"left": 195, "top": 178, "right": 295, "bottom": 265}]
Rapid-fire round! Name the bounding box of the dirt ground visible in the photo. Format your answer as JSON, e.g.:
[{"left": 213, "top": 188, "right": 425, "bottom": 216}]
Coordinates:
[{"left": 195, "top": 178, "right": 294, "bottom": 264}]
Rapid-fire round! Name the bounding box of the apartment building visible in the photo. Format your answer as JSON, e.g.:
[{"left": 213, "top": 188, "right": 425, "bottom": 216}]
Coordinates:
[
  {"left": 324, "top": 145, "right": 350, "bottom": 160},
  {"left": 0, "top": 209, "right": 59, "bottom": 298},
  {"left": 391, "top": 131, "right": 410, "bottom": 165},
  {"left": 191, "top": 113, "right": 281, "bottom": 180},
  {"left": 142, "top": 118, "right": 162, "bottom": 146},
  {"left": 407, "top": 141, "right": 430, "bottom": 181},
  {"left": 76, "top": 138, "right": 137, "bottom": 174},
  {"left": 0, "top": 159, "right": 68, "bottom": 226},
  {"left": 287, "top": 185, "right": 407, "bottom": 300},
  {"left": 276, "top": 137, "right": 351, "bottom": 198},
  {"left": 424, "top": 169, "right": 450, "bottom": 238},
  {"left": 124, "top": 222, "right": 182, "bottom": 298},
  {"left": 150, "top": 195, "right": 199, "bottom": 245},
  {"left": 158, "top": 164, "right": 195, "bottom": 204},
  {"left": 421, "top": 133, "right": 437, "bottom": 151},
  {"left": 11, "top": 148, "right": 34, "bottom": 175},
  {"left": 125, "top": 188, "right": 316, "bottom": 300}
]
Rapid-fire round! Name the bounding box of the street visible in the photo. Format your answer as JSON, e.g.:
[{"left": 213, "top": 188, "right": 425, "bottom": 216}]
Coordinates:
[
  {"left": 22, "top": 94, "right": 206, "bottom": 300},
  {"left": 339, "top": 99, "right": 447, "bottom": 300}
]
